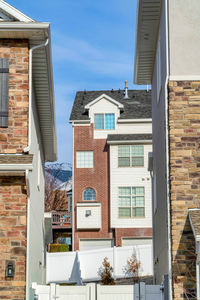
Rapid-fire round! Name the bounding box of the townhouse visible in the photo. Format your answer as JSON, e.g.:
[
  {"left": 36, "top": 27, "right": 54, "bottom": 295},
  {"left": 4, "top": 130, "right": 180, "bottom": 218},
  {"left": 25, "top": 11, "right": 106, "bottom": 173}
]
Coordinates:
[
  {"left": 70, "top": 85, "right": 152, "bottom": 251},
  {"left": 134, "top": 0, "right": 200, "bottom": 299},
  {"left": 0, "top": 1, "right": 57, "bottom": 299}
]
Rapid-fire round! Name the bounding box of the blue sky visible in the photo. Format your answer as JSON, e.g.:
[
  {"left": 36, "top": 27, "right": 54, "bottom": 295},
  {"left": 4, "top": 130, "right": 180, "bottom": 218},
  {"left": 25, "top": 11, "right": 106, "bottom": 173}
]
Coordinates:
[{"left": 8, "top": 0, "right": 143, "bottom": 164}]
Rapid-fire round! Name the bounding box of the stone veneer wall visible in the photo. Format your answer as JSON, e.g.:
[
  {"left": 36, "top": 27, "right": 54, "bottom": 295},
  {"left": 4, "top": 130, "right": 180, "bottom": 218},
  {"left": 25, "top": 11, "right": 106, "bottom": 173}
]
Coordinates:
[
  {"left": 0, "top": 176, "right": 27, "bottom": 300},
  {"left": 169, "top": 81, "right": 200, "bottom": 299},
  {"left": 0, "top": 39, "right": 29, "bottom": 153}
]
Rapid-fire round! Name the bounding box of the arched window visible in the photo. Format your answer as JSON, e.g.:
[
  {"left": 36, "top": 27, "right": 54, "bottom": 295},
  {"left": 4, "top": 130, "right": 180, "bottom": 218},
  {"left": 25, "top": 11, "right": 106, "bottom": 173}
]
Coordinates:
[{"left": 83, "top": 188, "right": 96, "bottom": 201}]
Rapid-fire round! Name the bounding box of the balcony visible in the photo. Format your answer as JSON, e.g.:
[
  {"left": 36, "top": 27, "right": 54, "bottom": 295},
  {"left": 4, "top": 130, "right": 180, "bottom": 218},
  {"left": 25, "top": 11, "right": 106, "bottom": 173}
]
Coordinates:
[{"left": 52, "top": 211, "right": 72, "bottom": 229}]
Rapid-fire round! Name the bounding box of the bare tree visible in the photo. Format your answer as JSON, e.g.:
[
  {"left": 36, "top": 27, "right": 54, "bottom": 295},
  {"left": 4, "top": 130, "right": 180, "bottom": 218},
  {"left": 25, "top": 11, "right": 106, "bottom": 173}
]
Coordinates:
[
  {"left": 124, "top": 252, "right": 141, "bottom": 283},
  {"left": 45, "top": 162, "right": 71, "bottom": 212}
]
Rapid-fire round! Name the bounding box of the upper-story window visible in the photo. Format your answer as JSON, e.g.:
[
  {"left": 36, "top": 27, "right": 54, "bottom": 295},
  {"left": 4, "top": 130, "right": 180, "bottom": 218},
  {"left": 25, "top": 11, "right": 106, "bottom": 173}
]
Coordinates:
[
  {"left": 76, "top": 151, "right": 93, "bottom": 168},
  {"left": 118, "top": 187, "right": 145, "bottom": 218},
  {"left": 94, "top": 113, "right": 115, "bottom": 130},
  {"left": 83, "top": 188, "right": 96, "bottom": 201},
  {"left": 118, "top": 145, "right": 144, "bottom": 167}
]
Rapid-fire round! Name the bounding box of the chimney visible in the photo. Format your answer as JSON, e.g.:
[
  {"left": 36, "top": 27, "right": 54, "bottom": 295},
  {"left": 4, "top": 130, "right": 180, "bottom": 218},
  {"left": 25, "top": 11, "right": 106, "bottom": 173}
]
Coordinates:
[{"left": 124, "top": 80, "right": 129, "bottom": 99}]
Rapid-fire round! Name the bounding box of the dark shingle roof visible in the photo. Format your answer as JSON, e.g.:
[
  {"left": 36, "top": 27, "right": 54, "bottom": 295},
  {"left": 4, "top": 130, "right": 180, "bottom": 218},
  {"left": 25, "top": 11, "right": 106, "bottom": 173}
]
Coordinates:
[
  {"left": 107, "top": 134, "right": 152, "bottom": 143},
  {"left": 70, "top": 90, "right": 152, "bottom": 121}
]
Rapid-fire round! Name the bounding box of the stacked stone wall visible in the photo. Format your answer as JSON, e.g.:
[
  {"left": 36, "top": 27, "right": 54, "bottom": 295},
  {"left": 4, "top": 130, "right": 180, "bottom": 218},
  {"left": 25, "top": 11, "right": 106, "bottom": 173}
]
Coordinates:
[
  {"left": 0, "top": 176, "right": 27, "bottom": 300},
  {"left": 0, "top": 39, "right": 29, "bottom": 153},
  {"left": 169, "top": 81, "right": 200, "bottom": 299}
]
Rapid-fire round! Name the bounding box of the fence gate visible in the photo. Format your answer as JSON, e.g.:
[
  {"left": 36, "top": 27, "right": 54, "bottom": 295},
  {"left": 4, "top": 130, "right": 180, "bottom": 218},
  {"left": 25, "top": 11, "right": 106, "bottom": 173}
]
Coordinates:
[{"left": 32, "top": 282, "right": 166, "bottom": 300}]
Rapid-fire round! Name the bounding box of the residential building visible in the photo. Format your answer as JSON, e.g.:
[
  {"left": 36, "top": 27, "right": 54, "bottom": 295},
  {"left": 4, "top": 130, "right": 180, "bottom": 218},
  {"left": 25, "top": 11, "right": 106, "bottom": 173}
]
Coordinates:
[
  {"left": 134, "top": 0, "right": 200, "bottom": 299},
  {"left": 70, "top": 86, "right": 152, "bottom": 251},
  {"left": 0, "top": 1, "right": 57, "bottom": 299}
]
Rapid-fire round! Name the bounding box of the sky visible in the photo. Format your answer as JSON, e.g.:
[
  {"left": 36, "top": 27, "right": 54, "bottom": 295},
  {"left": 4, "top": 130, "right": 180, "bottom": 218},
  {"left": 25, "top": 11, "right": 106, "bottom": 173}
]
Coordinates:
[{"left": 7, "top": 0, "right": 144, "bottom": 165}]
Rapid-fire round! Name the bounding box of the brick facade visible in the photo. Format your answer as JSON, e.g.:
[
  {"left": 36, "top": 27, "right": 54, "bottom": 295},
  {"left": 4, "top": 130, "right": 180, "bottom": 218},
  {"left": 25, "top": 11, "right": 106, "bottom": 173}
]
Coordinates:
[
  {"left": 168, "top": 81, "right": 200, "bottom": 299},
  {"left": 74, "top": 124, "right": 112, "bottom": 250},
  {"left": 0, "top": 176, "right": 27, "bottom": 300},
  {"left": 115, "top": 228, "right": 152, "bottom": 247},
  {"left": 0, "top": 39, "right": 29, "bottom": 153}
]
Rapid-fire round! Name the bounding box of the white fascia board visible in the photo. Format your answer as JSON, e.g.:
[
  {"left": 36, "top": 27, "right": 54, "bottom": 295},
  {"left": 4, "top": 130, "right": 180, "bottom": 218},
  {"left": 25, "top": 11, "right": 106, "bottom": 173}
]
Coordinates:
[
  {"left": 0, "top": 164, "right": 33, "bottom": 171},
  {"left": 84, "top": 94, "right": 124, "bottom": 110},
  {"left": 107, "top": 140, "right": 152, "bottom": 145},
  {"left": 0, "top": 0, "right": 34, "bottom": 22},
  {"left": 77, "top": 202, "right": 101, "bottom": 207},
  {"left": 118, "top": 118, "right": 152, "bottom": 123},
  {"left": 0, "top": 22, "right": 50, "bottom": 30}
]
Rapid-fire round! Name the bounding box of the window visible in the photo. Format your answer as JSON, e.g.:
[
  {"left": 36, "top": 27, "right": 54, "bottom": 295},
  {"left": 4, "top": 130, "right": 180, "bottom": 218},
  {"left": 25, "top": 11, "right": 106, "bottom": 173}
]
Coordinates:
[
  {"left": 118, "top": 145, "right": 144, "bottom": 167},
  {"left": 76, "top": 151, "right": 93, "bottom": 168},
  {"left": 94, "top": 113, "right": 115, "bottom": 130},
  {"left": 118, "top": 187, "right": 145, "bottom": 218},
  {"left": 83, "top": 188, "right": 96, "bottom": 201}
]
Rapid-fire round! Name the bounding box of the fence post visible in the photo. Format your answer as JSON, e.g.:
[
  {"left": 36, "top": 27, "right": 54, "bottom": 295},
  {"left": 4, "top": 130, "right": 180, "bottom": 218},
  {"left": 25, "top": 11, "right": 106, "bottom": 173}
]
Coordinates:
[
  {"left": 87, "top": 283, "right": 96, "bottom": 300},
  {"left": 140, "top": 282, "right": 146, "bottom": 300},
  {"left": 50, "top": 283, "right": 56, "bottom": 300},
  {"left": 113, "top": 246, "right": 117, "bottom": 280}
]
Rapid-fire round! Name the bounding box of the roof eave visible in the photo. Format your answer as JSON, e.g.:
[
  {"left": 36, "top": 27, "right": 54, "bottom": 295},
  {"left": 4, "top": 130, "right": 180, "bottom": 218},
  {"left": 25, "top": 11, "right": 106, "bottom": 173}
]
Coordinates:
[
  {"left": 0, "top": 22, "right": 57, "bottom": 162},
  {"left": 134, "top": 0, "right": 162, "bottom": 85},
  {"left": 107, "top": 140, "right": 152, "bottom": 145}
]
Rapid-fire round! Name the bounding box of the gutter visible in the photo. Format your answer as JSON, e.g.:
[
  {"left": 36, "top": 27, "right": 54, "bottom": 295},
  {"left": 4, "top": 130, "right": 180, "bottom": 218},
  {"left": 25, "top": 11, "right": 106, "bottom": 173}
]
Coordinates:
[
  {"left": 0, "top": 164, "right": 32, "bottom": 171},
  {"left": 164, "top": 0, "right": 172, "bottom": 298},
  {"left": 107, "top": 140, "right": 152, "bottom": 145},
  {"left": 24, "top": 39, "right": 49, "bottom": 154}
]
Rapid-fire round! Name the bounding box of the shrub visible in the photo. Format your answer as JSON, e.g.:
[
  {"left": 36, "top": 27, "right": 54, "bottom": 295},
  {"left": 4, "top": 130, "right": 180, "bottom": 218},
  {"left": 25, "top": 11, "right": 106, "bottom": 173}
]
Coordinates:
[
  {"left": 48, "top": 244, "right": 69, "bottom": 252},
  {"left": 99, "top": 257, "right": 115, "bottom": 285}
]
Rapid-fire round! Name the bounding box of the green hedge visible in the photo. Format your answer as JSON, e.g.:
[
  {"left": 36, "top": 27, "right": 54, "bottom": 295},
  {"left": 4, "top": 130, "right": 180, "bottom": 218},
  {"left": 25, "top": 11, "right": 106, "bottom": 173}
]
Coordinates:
[{"left": 48, "top": 244, "right": 69, "bottom": 253}]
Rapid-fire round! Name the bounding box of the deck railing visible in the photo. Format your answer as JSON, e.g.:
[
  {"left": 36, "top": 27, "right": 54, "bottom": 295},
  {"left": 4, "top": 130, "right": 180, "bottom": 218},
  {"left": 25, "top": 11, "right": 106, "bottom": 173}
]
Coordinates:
[{"left": 52, "top": 211, "right": 71, "bottom": 227}]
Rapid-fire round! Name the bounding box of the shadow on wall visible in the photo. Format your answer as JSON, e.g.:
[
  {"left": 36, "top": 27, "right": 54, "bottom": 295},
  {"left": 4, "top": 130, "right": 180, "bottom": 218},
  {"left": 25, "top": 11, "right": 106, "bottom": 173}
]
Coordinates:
[{"left": 172, "top": 216, "right": 196, "bottom": 299}]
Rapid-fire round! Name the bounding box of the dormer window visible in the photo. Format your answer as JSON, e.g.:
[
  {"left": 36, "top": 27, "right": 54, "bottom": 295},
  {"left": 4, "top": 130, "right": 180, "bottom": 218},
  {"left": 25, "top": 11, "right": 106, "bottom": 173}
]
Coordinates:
[{"left": 94, "top": 113, "right": 115, "bottom": 130}]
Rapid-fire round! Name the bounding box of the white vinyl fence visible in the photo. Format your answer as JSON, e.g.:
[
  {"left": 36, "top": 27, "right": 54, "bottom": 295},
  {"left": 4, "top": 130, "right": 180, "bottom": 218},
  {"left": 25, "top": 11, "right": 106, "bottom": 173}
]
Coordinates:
[
  {"left": 46, "top": 245, "right": 153, "bottom": 284},
  {"left": 32, "top": 282, "right": 165, "bottom": 300}
]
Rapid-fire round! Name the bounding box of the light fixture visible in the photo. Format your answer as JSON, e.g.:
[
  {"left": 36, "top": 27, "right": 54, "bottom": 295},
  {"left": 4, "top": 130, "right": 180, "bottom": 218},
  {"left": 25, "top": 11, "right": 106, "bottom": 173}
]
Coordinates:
[{"left": 5, "top": 262, "right": 14, "bottom": 278}]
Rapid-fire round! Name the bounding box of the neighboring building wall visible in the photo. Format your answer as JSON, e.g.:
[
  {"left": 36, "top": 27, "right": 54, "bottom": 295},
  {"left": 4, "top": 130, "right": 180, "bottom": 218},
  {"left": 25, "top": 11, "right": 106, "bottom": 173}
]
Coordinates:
[
  {"left": 115, "top": 228, "right": 152, "bottom": 247},
  {"left": 169, "top": 0, "right": 200, "bottom": 78},
  {"left": 0, "top": 176, "right": 27, "bottom": 299},
  {"left": 168, "top": 80, "right": 199, "bottom": 299},
  {"left": 73, "top": 124, "right": 112, "bottom": 251},
  {"left": 0, "top": 39, "right": 29, "bottom": 153},
  {"left": 26, "top": 90, "right": 46, "bottom": 296},
  {"left": 110, "top": 144, "right": 152, "bottom": 229},
  {"left": 151, "top": 0, "right": 169, "bottom": 284}
]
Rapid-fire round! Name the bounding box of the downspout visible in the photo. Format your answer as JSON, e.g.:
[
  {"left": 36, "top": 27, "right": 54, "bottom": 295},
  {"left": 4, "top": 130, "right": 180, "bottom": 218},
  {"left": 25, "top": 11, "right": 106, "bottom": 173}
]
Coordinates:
[
  {"left": 24, "top": 39, "right": 49, "bottom": 153},
  {"left": 25, "top": 170, "right": 31, "bottom": 300},
  {"left": 164, "top": 0, "right": 172, "bottom": 299}
]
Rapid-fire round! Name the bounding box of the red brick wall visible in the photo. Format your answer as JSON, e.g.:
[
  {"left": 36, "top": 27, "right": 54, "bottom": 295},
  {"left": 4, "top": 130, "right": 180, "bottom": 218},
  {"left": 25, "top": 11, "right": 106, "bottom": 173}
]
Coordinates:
[
  {"left": 0, "top": 176, "right": 27, "bottom": 299},
  {"left": 115, "top": 228, "right": 152, "bottom": 246},
  {"left": 169, "top": 81, "right": 200, "bottom": 299},
  {"left": 74, "top": 125, "right": 112, "bottom": 250},
  {"left": 0, "top": 39, "right": 29, "bottom": 153}
]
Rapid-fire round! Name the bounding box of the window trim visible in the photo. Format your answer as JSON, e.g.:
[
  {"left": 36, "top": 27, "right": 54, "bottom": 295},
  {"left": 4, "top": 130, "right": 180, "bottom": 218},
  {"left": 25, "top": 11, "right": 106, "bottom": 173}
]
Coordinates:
[
  {"left": 83, "top": 188, "right": 96, "bottom": 201},
  {"left": 76, "top": 151, "right": 94, "bottom": 168},
  {"left": 118, "top": 145, "right": 144, "bottom": 168},
  {"left": 118, "top": 186, "right": 145, "bottom": 218},
  {"left": 94, "top": 113, "right": 115, "bottom": 130}
]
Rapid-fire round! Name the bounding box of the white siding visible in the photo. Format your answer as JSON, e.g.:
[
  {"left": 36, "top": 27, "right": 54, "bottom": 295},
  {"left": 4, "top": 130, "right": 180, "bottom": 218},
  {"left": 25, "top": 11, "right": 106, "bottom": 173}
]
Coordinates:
[
  {"left": 110, "top": 144, "right": 152, "bottom": 228},
  {"left": 88, "top": 97, "right": 152, "bottom": 139},
  {"left": 76, "top": 203, "right": 101, "bottom": 229},
  {"left": 122, "top": 238, "right": 152, "bottom": 246}
]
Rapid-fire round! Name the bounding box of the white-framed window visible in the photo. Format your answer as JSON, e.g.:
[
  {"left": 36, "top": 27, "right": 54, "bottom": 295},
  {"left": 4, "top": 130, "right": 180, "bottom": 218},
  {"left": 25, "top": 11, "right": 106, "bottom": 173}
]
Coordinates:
[
  {"left": 118, "top": 187, "right": 145, "bottom": 218},
  {"left": 118, "top": 145, "right": 144, "bottom": 167},
  {"left": 94, "top": 113, "right": 115, "bottom": 130},
  {"left": 76, "top": 151, "right": 93, "bottom": 168},
  {"left": 83, "top": 188, "right": 96, "bottom": 201}
]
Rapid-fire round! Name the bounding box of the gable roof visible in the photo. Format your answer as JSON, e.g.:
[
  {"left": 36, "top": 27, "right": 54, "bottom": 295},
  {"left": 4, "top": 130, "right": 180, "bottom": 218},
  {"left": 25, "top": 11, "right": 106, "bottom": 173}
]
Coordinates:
[
  {"left": 70, "top": 90, "right": 152, "bottom": 122},
  {"left": 85, "top": 94, "right": 124, "bottom": 110},
  {"left": 0, "top": 1, "right": 57, "bottom": 162},
  {"left": 0, "top": 0, "right": 34, "bottom": 22}
]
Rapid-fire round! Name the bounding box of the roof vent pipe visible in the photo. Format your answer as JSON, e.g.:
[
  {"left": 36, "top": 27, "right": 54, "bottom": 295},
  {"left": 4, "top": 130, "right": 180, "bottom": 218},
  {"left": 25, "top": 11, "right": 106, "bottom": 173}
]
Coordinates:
[{"left": 124, "top": 80, "right": 129, "bottom": 99}]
